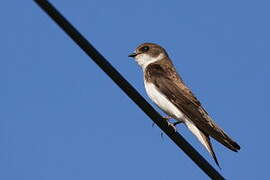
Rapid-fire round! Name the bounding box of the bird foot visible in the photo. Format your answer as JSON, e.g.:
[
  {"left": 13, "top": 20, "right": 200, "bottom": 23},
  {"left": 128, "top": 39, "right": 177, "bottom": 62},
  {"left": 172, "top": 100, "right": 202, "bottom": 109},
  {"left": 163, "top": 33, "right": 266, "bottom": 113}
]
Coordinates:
[
  {"left": 168, "top": 122, "right": 177, "bottom": 132},
  {"left": 168, "top": 120, "right": 184, "bottom": 132},
  {"left": 152, "top": 116, "right": 172, "bottom": 127},
  {"left": 172, "top": 121, "right": 182, "bottom": 126},
  {"left": 159, "top": 121, "right": 181, "bottom": 139},
  {"left": 152, "top": 116, "right": 182, "bottom": 138}
]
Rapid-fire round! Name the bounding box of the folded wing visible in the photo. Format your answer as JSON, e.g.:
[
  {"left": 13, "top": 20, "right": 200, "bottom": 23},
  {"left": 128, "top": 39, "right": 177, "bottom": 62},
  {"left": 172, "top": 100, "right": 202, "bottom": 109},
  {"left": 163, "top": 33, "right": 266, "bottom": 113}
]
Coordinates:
[{"left": 147, "top": 63, "right": 240, "bottom": 152}]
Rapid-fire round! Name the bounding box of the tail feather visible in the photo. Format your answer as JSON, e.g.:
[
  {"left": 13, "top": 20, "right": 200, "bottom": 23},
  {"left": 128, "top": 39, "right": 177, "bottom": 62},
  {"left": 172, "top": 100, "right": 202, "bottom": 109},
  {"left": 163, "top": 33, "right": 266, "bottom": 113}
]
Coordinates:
[
  {"left": 185, "top": 120, "right": 220, "bottom": 167},
  {"left": 201, "top": 132, "right": 220, "bottom": 169},
  {"left": 205, "top": 120, "right": 240, "bottom": 152},
  {"left": 197, "top": 107, "right": 241, "bottom": 152}
]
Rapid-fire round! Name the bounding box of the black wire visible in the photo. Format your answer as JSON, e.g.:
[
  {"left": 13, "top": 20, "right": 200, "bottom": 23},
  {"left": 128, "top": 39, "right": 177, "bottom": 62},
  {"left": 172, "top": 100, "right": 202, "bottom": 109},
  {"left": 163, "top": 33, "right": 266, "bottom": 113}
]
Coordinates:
[{"left": 34, "top": 0, "right": 225, "bottom": 179}]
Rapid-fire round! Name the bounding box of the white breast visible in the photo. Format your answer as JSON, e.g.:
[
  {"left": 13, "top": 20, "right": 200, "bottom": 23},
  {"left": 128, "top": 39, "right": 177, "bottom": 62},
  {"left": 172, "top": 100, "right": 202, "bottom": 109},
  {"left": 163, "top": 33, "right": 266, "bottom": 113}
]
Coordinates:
[{"left": 144, "top": 81, "right": 185, "bottom": 120}]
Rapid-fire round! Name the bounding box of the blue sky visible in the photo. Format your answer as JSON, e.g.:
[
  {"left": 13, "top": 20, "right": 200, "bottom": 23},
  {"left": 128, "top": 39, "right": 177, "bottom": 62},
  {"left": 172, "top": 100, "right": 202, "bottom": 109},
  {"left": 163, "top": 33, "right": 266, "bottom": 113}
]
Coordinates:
[{"left": 2, "top": 0, "right": 270, "bottom": 179}]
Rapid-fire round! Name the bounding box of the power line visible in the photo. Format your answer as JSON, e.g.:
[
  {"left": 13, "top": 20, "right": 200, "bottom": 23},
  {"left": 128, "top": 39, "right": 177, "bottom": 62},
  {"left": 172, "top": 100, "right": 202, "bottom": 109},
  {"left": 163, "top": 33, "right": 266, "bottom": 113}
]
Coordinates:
[{"left": 34, "top": 0, "right": 225, "bottom": 179}]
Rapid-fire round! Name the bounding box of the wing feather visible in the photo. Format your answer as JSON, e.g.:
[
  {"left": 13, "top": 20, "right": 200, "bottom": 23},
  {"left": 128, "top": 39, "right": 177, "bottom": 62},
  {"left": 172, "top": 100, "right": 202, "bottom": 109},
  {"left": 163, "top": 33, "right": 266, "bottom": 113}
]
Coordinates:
[{"left": 146, "top": 63, "right": 240, "bottom": 151}]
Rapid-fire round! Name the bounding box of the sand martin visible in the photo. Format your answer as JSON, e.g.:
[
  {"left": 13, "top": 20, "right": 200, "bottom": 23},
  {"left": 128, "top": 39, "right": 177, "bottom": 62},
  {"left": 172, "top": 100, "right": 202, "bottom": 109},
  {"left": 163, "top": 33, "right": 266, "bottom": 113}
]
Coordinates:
[{"left": 129, "top": 42, "right": 240, "bottom": 167}]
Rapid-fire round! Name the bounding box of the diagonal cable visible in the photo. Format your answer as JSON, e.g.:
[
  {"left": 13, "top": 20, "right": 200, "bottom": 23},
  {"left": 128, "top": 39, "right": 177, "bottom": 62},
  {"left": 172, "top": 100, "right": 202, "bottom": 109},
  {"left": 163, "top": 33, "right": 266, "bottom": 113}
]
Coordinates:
[{"left": 34, "top": 0, "right": 225, "bottom": 179}]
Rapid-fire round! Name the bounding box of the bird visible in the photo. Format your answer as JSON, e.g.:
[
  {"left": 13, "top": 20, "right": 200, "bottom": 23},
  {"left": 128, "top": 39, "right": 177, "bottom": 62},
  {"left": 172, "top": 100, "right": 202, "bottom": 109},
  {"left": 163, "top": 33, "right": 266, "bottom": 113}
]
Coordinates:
[{"left": 128, "top": 42, "right": 240, "bottom": 167}]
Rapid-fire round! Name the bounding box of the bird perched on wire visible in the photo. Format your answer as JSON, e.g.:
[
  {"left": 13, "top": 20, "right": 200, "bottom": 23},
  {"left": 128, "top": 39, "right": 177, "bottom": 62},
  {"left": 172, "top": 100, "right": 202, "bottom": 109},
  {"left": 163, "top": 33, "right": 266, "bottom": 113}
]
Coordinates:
[{"left": 129, "top": 42, "right": 240, "bottom": 167}]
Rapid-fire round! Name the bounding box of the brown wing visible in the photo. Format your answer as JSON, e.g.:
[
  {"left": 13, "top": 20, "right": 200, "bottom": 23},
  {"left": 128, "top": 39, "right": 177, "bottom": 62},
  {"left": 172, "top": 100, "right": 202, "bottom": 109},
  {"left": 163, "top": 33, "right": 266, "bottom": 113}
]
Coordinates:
[{"left": 146, "top": 63, "right": 240, "bottom": 152}]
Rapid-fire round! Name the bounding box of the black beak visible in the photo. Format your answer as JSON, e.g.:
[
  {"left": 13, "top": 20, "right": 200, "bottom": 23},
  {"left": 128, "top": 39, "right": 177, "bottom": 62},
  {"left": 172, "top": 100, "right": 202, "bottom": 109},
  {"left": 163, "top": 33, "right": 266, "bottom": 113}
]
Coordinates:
[{"left": 128, "top": 52, "right": 137, "bottom": 57}]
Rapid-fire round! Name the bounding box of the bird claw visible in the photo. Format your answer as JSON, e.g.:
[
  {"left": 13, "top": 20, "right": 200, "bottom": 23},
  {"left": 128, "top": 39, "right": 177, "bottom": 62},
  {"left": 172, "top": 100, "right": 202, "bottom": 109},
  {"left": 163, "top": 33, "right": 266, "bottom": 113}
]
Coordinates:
[
  {"left": 168, "top": 122, "right": 177, "bottom": 132},
  {"left": 172, "top": 121, "right": 182, "bottom": 126},
  {"left": 168, "top": 120, "right": 184, "bottom": 132},
  {"left": 153, "top": 116, "right": 172, "bottom": 127},
  {"left": 153, "top": 116, "right": 183, "bottom": 138}
]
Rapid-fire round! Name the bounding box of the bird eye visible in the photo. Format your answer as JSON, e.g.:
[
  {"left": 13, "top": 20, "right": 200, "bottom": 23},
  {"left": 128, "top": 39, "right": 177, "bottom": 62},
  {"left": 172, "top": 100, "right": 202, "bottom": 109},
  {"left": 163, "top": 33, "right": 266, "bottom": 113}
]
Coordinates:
[{"left": 140, "top": 46, "right": 149, "bottom": 52}]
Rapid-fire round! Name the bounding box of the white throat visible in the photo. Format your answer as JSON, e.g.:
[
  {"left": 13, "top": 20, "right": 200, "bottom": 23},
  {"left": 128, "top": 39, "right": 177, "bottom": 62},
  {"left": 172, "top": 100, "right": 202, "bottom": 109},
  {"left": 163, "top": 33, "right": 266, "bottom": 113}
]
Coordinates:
[{"left": 135, "top": 53, "right": 164, "bottom": 70}]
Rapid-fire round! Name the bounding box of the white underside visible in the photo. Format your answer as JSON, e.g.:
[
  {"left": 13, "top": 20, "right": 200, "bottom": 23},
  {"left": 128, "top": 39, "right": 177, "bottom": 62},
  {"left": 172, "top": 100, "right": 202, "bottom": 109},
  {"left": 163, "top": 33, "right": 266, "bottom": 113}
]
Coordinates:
[
  {"left": 144, "top": 81, "right": 212, "bottom": 154},
  {"left": 145, "top": 81, "right": 184, "bottom": 120}
]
